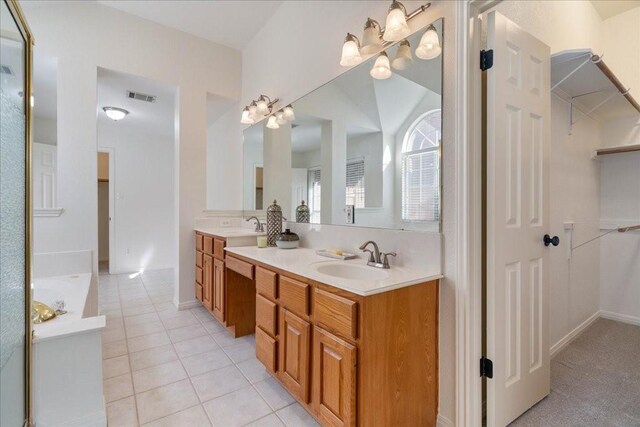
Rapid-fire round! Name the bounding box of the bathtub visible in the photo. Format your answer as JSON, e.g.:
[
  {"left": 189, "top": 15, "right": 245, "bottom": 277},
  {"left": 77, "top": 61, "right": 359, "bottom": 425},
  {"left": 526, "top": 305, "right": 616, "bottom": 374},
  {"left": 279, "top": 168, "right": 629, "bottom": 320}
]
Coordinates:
[{"left": 33, "top": 273, "right": 106, "bottom": 427}]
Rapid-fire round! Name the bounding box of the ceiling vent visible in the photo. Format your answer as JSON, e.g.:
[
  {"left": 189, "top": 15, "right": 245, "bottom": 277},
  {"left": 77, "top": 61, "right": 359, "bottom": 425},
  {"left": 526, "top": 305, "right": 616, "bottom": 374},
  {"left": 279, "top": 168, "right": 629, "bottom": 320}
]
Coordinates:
[
  {"left": 127, "top": 90, "right": 156, "bottom": 103},
  {"left": 0, "top": 64, "right": 14, "bottom": 76}
]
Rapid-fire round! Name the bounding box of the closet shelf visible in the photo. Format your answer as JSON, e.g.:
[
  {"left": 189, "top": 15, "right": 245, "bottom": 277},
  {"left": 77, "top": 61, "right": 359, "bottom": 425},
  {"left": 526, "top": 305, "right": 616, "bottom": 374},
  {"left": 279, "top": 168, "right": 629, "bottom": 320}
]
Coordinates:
[
  {"left": 592, "top": 143, "right": 640, "bottom": 158},
  {"left": 551, "top": 49, "right": 640, "bottom": 128}
]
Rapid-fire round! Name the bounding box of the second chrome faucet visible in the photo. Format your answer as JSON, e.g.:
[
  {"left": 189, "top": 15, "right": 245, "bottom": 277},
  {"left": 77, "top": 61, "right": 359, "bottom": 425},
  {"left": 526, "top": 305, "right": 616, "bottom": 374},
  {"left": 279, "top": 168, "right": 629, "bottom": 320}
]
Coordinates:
[{"left": 359, "top": 241, "right": 396, "bottom": 269}]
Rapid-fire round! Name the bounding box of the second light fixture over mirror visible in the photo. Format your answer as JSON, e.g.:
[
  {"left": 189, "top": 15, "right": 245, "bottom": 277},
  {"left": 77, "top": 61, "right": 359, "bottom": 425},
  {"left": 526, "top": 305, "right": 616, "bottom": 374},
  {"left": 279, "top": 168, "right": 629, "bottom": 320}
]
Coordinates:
[{"left": 340, "top": 1, "right": 441, "bottom": 80}]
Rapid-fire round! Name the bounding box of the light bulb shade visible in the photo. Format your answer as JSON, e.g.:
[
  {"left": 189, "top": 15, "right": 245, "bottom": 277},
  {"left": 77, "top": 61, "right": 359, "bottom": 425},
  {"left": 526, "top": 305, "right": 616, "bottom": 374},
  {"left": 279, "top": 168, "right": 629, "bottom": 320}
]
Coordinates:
[
  {"left": 340, "top": 33, "right": 362, "bottom": 67},
  {"left": 103, "top": 106, "right": 129, "bottom": 121},
  {"left": 241, "top": 108, "right": 254, "bottom": 124},
  {"left": 276, "top": 111, "right": 287, "bottom": 125},
  {"left": 415, "top": 25, "right": 442, "bottom": 60},
  {"left": 383, "top": 2, "right": 410, "bottom": 42},
  {"left": 256, "top": 96, "right": 270, "bottom": 115},
  {"left": 361, "top": 19, "right": 382, "bottom": 55},
  {"left": 266, "top": 115, "right": 279, "bottom": 129},
  {"left": 391, "top": 40, "right": 413, "bottom": 70},
  {"left": 370, "top": 52, "right": 392, "bottom": 80},
  {"left": 283, "top": 105, "right": 295, "bottom": 121},
  {"left": 248, "top": 103, "right": 257, "bottom": 116}
]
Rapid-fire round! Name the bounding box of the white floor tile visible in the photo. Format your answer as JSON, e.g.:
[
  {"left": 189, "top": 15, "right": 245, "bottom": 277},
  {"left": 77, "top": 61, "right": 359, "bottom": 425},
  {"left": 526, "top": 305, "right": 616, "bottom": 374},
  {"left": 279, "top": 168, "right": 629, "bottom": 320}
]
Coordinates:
[
  {"left": 276, "top": 403, "right": 320, "bottom": 427},
  {"left": 254, "top": 377, "right": 295, "bottom": 411},
  {"left": 132, "top": 360, "right": 187, "bottom": 393},
  {"left": 128, "top": 331, "right": 171, "bottom": 353},
  {"left": 106, "top": 396, "right": 139, "bottom": 427},
  {"left": 245, "top": 414, "right": 286, "bottom": 427},
  {"left": 237, "top": 358, "right": 271, "bottom": 384},
  {"left": 103, "top": 339, "right": 128, "bottom": 360},
  {"left": 129, "top": 344, "right": 178, "bottom": 372},
  {"left": 174, "top": 336, "right": 219, "bottom": 358},
  {"left": 191, "top": 365, "right": 249, "bottom": 402},
  {"left": 136, "top": 379, "right": 199, "bottom": 425},
  {"left": 180, "top": 348, "right": 233, "bottom": 377},
  {"left": 103, "top": 355, "right": 131, "bottom": 379},
  {"left": 142, "top": 404, "right": 211, "bottom": 427},
  {"left": 126, "top": 321, "right": 166, "bottom": 339},
  {"left": 104, "top": 373, "right": 134, "bottom": 403},
  {"left": 167, "top": 324, "right": 208, "bottom": 344},
  {"left": 203, "top": 385, "right": 272, "bottom": 427},
  {"left": 223, "top": 340, "right": 257, "bottom": 364}
]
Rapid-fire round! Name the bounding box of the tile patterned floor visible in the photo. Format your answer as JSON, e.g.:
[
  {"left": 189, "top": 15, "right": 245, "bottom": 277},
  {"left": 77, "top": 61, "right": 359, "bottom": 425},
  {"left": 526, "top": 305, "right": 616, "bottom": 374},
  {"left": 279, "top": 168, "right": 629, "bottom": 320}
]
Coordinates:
[{"left": 100, "top": 269, "right": 320, "bottom": 427}]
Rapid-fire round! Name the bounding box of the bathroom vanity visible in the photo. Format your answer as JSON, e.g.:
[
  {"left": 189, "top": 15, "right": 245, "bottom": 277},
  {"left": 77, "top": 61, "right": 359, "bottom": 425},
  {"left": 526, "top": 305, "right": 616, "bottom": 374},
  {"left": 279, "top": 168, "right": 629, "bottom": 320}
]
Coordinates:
[{"left": 226, "top": 246, "right": 440, "bottom": 427}]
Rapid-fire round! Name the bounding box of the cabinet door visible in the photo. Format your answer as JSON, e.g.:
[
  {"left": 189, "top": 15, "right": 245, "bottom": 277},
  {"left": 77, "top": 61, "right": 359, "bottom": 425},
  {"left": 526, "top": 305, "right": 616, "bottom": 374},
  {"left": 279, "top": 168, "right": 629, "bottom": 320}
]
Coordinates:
[
  {"left": 279, "top": 309, "right": 311, "bottom": 402},
  {"left": 313, "top": 327, "right": 356, "bottom": 427},
  {"left": 202, "top": 254, "right": 214, "bottom": 311},
  {"left": 212, "top": 258, "right": 225, "bottom": 322}
]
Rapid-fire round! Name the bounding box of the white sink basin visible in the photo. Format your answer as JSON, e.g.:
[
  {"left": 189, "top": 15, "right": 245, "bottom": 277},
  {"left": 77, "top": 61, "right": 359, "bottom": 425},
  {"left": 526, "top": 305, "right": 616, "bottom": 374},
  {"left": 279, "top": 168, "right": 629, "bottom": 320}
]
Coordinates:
[{"left": 310, "top": 262, "right": 389, "bottom": 281}]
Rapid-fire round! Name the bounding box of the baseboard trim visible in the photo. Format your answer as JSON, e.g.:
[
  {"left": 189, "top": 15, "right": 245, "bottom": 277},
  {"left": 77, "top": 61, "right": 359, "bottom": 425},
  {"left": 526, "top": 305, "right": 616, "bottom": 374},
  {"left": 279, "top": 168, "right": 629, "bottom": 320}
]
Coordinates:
[
  {"left": 600, "top": 310, "right": 640, "bottom": 326},
  {"left": 175, "top": 299, "right": 201, "bottom": 311},
  {"left": 437, "top": 414, "right": 454, "bottom": 427},
  {"left": 550, "top": 311, "right": 600, "bottom": 358}
]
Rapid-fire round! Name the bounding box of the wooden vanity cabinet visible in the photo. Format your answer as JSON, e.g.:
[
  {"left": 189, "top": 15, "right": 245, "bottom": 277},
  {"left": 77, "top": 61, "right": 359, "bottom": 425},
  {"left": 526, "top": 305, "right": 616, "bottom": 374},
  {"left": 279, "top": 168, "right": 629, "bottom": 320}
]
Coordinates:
[
  {"left": 236, "top": 257, "right": 439, "bottom": 427},
  {"left": 195, "top": 232, "right": 228, "bottom": 326}
]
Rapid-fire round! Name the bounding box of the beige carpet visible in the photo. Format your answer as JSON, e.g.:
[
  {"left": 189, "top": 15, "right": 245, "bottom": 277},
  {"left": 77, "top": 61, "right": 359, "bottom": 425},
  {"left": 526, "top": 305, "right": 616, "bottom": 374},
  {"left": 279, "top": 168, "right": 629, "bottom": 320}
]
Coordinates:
[{"left": 510, "top": 318, "right": 640, "bottom": 426}]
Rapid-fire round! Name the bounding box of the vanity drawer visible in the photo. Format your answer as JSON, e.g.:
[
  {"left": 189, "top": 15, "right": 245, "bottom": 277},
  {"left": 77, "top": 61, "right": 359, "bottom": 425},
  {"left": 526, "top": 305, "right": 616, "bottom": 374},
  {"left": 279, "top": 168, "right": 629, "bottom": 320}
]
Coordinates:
[
  {"left": 196, "top": 233, "right": 203, "bottom": 251},
  {"left": 256, "top": 267, "right": 278, "bottom": 301},
  {"left": 314, "top": 288, "right": 358, "bottom": 341},
  {"left": 226, "top": 256, "right": 255, "bottom": 279},
  {"left": 279, "top": 276, "right": 309, "bottom": 318},
  {"left": 256, "top": 294, "right": 278, "bottom": 337},
  {"left": 213, "top": 239, "right": 225, "bottom": 260},
  {"left": 256, "top": 326, "right": 277, "bottom": 373},
  {"left": 203, "top": 236, "right": 214, "bottom": 254},
  {"left": 196, "top": 251, "right": 203, "bottom": 268},
  {"left": 196, "top": 266, "right": 203, "bottom": 285}
]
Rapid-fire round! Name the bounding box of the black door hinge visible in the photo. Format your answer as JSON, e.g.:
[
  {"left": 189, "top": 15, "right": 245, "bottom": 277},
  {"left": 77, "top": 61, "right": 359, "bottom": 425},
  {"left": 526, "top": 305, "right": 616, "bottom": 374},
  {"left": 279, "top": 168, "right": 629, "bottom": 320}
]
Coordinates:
[
  {"left": 480, "top": 49, "right": 494, "bottom": 71},
  {"left": 480, "top": 356, "right": 493, "bottom": 378}
]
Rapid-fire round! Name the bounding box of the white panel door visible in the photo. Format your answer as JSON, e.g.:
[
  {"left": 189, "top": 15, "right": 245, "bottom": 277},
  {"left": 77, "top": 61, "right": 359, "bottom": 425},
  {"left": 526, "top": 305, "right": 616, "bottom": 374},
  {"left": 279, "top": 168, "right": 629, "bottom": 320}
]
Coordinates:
[
  {"left": 291, "top": 168, "right": 308, "bottom": 219},
  {"left": 486, "top": 11, "right": 551, "bottom": 426},
  {"left": 32, "top": 142, "right": 57, "bottom": 208}
]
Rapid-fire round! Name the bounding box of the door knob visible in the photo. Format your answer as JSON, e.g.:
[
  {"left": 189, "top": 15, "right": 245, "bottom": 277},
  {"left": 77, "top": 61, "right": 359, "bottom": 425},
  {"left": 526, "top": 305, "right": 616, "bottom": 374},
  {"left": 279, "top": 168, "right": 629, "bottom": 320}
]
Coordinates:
[{"left": 543, "top": 234, "right": 560, "bottom": 247}]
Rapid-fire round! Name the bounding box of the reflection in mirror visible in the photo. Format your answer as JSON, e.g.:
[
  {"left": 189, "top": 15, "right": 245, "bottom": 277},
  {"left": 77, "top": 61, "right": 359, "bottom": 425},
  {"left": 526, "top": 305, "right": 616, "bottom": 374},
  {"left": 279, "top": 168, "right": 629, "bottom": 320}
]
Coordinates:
[{"left": 243, "top": 19, "right": 442, "bottom": 231}]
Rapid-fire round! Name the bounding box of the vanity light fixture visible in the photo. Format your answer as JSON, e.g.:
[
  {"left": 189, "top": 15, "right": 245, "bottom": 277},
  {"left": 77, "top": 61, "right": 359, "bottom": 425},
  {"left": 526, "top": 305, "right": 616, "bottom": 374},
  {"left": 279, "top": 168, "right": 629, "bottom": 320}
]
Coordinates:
[
  {"left": 240, "top": 107, "right": 254, "bottom": 125},
  {"left": 282, "top": 105, "right": 295, "bottom": 121},
  {"left": 275, "top": 111, "right": 287, "bottom": 125},
  {"left": 415, "top": 24, "right": 441, "bottom": 60},
  {"left": 391, "top": 40, "right": 413, "bottom": 70},
  {"left": 103, "top": 106, "right": 129, "bottom": 121},
  {"left": 241, "top": 96, "right": 279, "bottom": 124},
  {"left": 370, "top": 52, "right": 392, "bottom": 80},
  {"left": 383, "top": 0, "right": 410, "bottom": 42},
  {"left": 266, "top": 115, "right": 280, "bottom": 129},
  {"left": 340, "top": 33, "right": 363, "bottom": 67},
  {"left": 361, "top": 18, "right": 383, "bottom": 55}
]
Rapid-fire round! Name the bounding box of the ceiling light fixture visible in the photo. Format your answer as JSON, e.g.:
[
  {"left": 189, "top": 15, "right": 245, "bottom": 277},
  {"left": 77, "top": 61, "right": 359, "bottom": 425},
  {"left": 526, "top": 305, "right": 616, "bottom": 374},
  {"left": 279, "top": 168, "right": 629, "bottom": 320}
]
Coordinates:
[
  {"left": 340, "top": 33, "right": 362, "bottom": 67},
  {"left": 391, "top": 39, "right": 413, "bottom": 70},
  {"left": 370, "top": 52, "right": 392, "bottom": 80},
  {"left": 241, "top": 96, "right": 279, "bottom": 124},
  {"left": 415, "top": 24, "right": 441, "bottom": 60},
  {"left": 256, "top": 95, "right": 272, "bottom": 115},
  {"left": 240, "top": 107, "right": 254, "bottom": 124},
  {"left": 275, "top": 111, "right": 287, "bottom": 125},
  {"left": 361, "top": 18, "right": 383, "bottom": 55},
  {"left": 383, "top": 0, "right": 410, "bottom": 42},
  {"left": 103, "top": 106, "right": 129, "bottom": 121}
]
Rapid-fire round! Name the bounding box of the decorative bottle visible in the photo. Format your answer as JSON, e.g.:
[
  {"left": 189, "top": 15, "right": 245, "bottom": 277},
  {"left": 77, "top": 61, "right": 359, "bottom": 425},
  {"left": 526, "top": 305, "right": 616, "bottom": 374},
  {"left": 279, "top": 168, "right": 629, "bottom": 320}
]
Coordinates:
[
  {"left": 296, "top": 200, "right": 310, "bottom": 223},
  {"left": 266, "top": 200, "right": 283, "bottom": 247}
]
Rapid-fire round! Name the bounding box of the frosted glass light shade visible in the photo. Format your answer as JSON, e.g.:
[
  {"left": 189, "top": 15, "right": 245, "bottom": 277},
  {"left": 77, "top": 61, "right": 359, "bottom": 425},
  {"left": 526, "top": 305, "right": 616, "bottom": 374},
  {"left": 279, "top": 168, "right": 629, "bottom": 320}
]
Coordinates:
[
  {"left": 391, "top": 40, "right": 413, "bottom": 70},
  {"left": 103, "top": 107, "right": 129, "bottom": 121},
  {"left": 383, "top": 2, "right": 410, "bottom": 42},
  {"left": 361, "top": 19, "right": 382, "bottom": 55},
  {"left": 276, "top": 111, "right": 287, "bottom": 125},
  {"left": 370, "top": 52, "right": 392, "bottom": 80},
  {"left": 240, "top": 108, "right": 254, "bottom": 124},
  {"left": 283, "top": 105, "right": 295, "bottom": 121},
  {"left": 248, "top": 103, "right": 257, "bottom": 117},
  {"left": 266, "top": 115, "right": 279, "bottom": 129},
  {"left": 416, "top": 25, "right": 442, "bottom": 60},
  {"left": 256, "top": 96, "right": 270, "bottom": 115},
  {"left": 340, "top": 33, "right": 362, "bottom": 67}
]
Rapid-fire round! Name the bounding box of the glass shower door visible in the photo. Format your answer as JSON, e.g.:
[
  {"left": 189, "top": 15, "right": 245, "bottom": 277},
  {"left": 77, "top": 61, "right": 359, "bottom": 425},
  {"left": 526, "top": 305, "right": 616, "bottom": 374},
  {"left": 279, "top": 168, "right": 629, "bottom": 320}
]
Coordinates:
[{"left": 1, "top": 0, "right": 32, "bottom": 425}]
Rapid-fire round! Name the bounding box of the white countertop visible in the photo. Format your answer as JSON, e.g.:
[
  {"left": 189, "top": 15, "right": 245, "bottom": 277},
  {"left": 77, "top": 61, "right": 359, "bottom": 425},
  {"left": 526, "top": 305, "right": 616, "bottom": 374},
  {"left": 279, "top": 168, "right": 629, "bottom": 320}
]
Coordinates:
[
  {"left": 224, "top": 246, "right": 442, "bottom": 296},
  {"left": 195, "top": 227, "right": 265, "bottom": 239}
]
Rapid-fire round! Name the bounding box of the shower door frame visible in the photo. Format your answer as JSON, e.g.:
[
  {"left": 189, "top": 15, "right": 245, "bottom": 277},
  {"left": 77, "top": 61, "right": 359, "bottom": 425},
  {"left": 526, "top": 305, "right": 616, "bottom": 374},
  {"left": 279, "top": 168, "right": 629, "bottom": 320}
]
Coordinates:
[{"left": 3, "top": 0, "right": 34, "bottom": 425}]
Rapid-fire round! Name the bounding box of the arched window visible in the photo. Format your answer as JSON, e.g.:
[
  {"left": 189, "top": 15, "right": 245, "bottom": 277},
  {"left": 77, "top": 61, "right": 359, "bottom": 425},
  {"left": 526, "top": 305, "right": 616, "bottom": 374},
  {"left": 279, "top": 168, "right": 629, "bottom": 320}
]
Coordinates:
[{"left": 401, "top": 110, "right": 441, "bottom": 223}]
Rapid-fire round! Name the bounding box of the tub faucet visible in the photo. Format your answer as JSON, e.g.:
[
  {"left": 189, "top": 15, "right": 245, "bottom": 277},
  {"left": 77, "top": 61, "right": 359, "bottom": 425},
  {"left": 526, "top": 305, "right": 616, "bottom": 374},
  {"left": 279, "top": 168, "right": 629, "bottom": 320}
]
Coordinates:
[{"left": 246, "top": 216, "right": 264, "bottom": 232}]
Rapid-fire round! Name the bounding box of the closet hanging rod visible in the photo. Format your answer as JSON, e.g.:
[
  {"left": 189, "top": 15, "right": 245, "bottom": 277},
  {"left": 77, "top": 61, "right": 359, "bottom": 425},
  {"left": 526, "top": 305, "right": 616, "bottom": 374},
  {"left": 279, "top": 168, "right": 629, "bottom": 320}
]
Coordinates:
[{"left": 572, "top": 224, "right": 640, "bottom": 251}]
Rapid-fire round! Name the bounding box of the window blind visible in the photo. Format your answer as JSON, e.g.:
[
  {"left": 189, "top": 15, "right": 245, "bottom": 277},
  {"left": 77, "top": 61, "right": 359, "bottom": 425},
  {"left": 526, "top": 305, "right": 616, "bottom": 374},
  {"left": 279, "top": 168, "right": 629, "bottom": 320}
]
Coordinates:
[
  {"left": 345, "top": 159, "right": 365, "bottom": 209},
  {"left": 308, "top": 168, "right": 321, "bottom": 223}
]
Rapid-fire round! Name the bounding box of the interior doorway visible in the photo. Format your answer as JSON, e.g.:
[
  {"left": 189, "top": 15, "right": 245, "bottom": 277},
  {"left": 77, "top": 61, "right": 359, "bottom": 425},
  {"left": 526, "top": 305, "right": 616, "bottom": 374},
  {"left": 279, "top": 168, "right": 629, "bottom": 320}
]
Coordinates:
[{"left": 97, "top": 149, "right": 114, "bottom": 274}]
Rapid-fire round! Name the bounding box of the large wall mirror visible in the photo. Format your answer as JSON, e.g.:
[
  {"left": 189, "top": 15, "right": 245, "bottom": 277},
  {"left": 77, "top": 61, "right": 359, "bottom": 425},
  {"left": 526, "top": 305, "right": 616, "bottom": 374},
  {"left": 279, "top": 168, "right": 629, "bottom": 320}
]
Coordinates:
[{"left": 243, "top": 19, "right": 443, "bottom": 231}]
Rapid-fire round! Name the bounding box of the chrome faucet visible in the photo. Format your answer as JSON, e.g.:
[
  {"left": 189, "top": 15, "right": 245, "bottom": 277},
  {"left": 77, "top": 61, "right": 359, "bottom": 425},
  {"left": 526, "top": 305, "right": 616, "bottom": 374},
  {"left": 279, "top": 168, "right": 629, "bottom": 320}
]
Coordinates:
[
  {"left": 246, "top": 216, "right": 264, "bottom": 232},
  {"left": 359, "top": 241, "right": 396, "bottom": 269}
]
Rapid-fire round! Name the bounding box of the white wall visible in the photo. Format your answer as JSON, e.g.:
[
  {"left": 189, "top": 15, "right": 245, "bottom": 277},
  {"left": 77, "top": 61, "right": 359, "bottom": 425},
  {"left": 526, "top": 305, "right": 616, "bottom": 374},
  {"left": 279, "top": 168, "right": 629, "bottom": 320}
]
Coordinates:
[
  {"left": 33, "top": 116, "right": 56, "bottom": 145},
  {"left": 97, "top": 123, "right": 174, "bottom": 273},
  {"left": 241, "top": 1, "right": 457, "bottom": 422},
  {"left": 602, "top": 7, "right": 640, "bottom": 102},
  {"left": 23, "top": 1, "right": 241, "bottom": 307}
]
